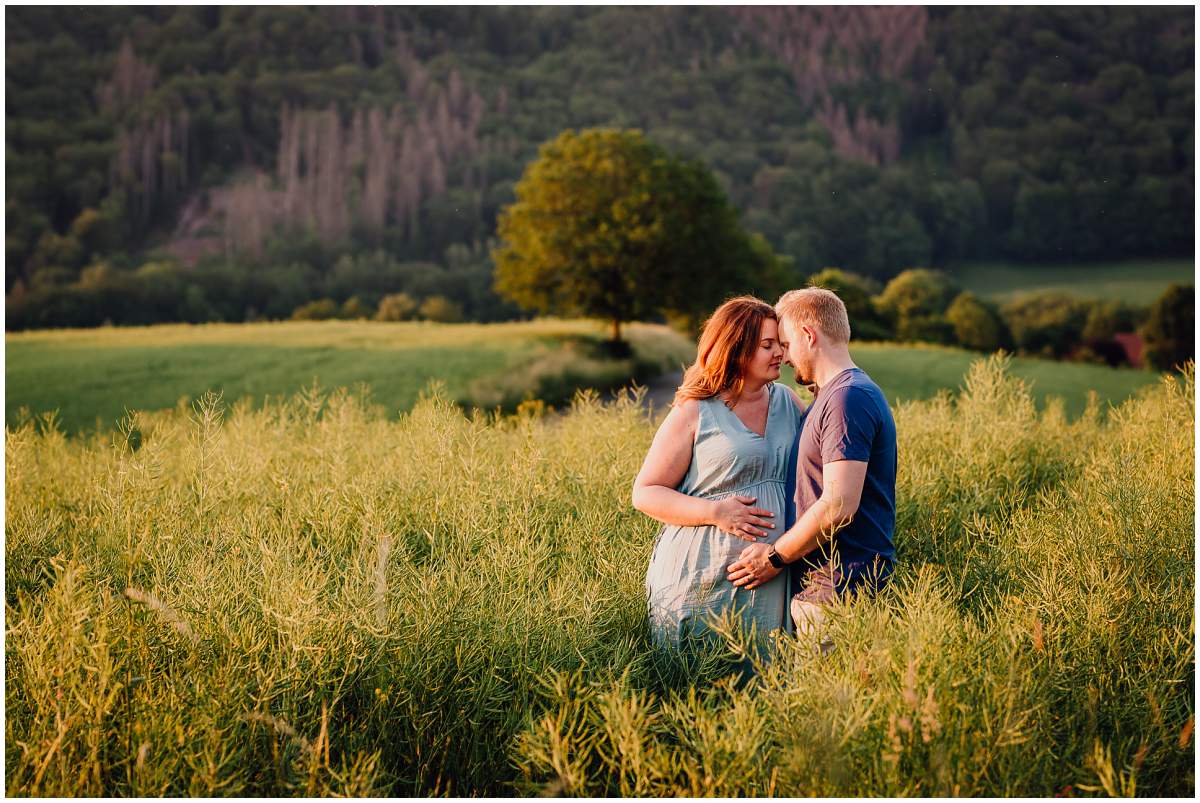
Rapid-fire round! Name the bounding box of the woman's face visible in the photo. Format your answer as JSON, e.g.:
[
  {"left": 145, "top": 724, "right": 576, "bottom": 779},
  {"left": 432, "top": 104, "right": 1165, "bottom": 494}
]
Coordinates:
[{"left": 744, "top": 317, "right": 784, "bottom": 386}]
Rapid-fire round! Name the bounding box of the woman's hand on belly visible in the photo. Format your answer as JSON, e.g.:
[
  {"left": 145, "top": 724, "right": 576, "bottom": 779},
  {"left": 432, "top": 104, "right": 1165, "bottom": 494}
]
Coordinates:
[{"left": 712, "top": 495, "right": 776, "bottom": 542}]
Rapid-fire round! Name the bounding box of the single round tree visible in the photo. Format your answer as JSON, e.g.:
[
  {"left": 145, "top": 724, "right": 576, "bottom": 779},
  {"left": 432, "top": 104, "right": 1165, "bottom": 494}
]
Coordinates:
[
  {"left": 1000, "top": 291, "right": 1091, "bottom": 358},
  {"left": 946, "top": 291, "right": 1012, "bottom": 352},
  {"left": 875, "top": 268, "right": 960, "bottom": 345},
  {"left": 493, "top": 128, "right": 778, "bottom": 343},
  {"left": 376, "top": 292, "right": 418, "bottom": 322},
  {"left": 876, "top": 268, "right": 959, "bottom": 323}
]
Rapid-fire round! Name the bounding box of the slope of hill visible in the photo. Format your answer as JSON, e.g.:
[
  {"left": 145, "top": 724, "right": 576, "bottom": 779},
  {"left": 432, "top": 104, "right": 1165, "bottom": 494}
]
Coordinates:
[{"left": 5, "top": 7, "right": 1193, "bottom": 329}]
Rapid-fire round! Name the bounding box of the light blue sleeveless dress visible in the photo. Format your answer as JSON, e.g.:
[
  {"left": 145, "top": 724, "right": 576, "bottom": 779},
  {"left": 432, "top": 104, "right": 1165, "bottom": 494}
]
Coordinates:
[{"left": 645, "top": 382, "right": 804, "bottom": 653}]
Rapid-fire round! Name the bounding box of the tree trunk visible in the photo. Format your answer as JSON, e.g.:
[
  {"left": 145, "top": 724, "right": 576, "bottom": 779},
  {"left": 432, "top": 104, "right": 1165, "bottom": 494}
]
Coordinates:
[{"left": 611, "top": 318, "right": 622, "bottom": 343}]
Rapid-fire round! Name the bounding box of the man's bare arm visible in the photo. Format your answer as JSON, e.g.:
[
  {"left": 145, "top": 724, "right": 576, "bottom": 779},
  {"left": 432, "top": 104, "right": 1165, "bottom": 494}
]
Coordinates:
[{"left": 774, "top": 459, "right": 867, "bottom": 563}]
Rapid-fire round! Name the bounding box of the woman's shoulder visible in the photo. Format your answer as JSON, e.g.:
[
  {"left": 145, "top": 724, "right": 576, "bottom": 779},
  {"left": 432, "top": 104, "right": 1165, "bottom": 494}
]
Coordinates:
[{"left": 663, "top": 395, "right": 703, "bottom": 431}]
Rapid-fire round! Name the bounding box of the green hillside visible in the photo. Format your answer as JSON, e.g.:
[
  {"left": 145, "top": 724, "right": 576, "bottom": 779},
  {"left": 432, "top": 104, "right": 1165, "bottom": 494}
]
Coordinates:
[
  {"left": 949, "top": 258, "right": 1195, "bottom": 304},
  {"left": 6, "top": 7, "right": 1193, "bottom": 330}
]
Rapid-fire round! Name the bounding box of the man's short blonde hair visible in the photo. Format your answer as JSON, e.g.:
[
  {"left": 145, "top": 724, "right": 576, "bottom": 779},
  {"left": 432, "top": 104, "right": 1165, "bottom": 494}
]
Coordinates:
[{"left": 775, "top": 287, "right": 851, "bottom": 344}]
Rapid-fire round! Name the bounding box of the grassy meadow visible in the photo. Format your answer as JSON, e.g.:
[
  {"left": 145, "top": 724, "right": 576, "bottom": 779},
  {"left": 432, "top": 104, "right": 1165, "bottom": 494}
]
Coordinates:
[
  {"left": 4, "top": 355, "right": 1194, "bottom": 796},
  {"left": 4, "top": 320, "right": 695, "bottom": 435},
  {"left": 6, "top": 319, "right": 1161, "bottom": 434},
  {"left": 948, "top": 258, "right": 1194, "bottom": 304}
]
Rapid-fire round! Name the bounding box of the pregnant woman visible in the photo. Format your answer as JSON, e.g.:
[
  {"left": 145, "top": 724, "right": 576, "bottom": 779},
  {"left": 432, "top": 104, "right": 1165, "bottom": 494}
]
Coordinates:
[{"left": 633, "top": 296, "right": 806, "bottom": 657}]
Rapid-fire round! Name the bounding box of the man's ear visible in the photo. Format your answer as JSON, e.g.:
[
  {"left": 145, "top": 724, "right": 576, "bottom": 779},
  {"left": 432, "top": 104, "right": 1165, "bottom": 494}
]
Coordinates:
[{"left": 801, "top": 323, "right": 819, "bottom": 347}]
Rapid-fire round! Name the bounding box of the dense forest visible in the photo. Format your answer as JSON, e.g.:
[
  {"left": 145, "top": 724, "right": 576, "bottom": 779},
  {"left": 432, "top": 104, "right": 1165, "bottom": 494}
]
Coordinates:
[{"left": 5, "top": 6, "right": 1194, "bottom": 329}]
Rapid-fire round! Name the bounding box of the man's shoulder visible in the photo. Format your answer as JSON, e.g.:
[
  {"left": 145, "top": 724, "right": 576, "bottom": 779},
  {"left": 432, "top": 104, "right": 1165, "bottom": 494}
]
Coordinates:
[
  {"left": 844, "top": 370, "right": 891, "bottom": 409},
  {"left": 825, "top": 370, "right": 883, "bottom": 404},
  {"left": 818, "top": 372, "right": 891, "bottom": 426}
]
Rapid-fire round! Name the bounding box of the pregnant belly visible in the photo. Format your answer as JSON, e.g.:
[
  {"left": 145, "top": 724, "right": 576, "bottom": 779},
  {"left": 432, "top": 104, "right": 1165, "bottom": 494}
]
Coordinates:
[{"left": 649, "top": 484, "right": 788, "bottom": 585}]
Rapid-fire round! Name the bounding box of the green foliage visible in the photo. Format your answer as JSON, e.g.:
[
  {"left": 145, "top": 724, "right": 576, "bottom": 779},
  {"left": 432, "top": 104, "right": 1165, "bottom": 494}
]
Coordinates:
[
  {"left": 876, "top": 269, "right": 959, "bottom": 321},
  {"left": 4, "top": 359, "right": 1193, "bottom": 795},
  {"left": 1001, "top": 292, "right": 1092, "bottom": 359},
  {"left": 945, "top": 292, "right": 1012, "bottom": 352},
  {"left": 494, "top": 128, "right": 775, "bottom": 341},
  {"left": 375, "top": 293, "right": 418, "bottom": 322},
  {"left": 876, "top": 269, "right": 960, "bottom": 343},
  {"left": 1082, "top": 300, "right": 1143, "bottom": 342},
  {"left": 417, "top": 295, "right": 464, "bottom": 324},
  {"left": 291, "top": 298, "right": 341, "bottom": 321},
  {"left": 341, "top": 296, "right": 373, "bottom": 320},
  {"left": 1140, "top": 283, "right": 1195, "bottom": 371}
]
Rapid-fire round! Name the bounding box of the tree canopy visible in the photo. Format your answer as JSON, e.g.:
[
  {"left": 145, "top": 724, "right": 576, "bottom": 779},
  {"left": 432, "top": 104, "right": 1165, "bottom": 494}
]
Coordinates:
[{"left": 493, "top": 129, "right": 780, "bottom": 341}]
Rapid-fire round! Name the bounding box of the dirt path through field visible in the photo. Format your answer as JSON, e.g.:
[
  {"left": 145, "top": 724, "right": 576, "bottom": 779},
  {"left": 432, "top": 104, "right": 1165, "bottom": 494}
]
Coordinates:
[{"left": 639, "top": 370, "right": 681, "bottom": 416}]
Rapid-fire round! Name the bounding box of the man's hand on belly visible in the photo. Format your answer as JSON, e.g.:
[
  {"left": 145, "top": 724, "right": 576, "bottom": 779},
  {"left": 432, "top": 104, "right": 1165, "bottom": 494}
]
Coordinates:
[{"left": 727, "top": 542, "right": 781, "bottom": 590}]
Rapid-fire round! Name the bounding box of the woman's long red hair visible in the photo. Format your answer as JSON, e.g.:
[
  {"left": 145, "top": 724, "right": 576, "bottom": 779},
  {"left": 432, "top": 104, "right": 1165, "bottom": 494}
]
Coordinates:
[{"left": 673, "top": 296, "right": 777, "bottom": 408}]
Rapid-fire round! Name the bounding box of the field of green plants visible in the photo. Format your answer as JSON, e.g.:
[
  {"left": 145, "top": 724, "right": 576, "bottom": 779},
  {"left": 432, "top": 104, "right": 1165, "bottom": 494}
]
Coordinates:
[
  {"left": 6, "top": 320, "right": 1160, "bottom": 434},
  {"left": 5, "top": 356, "right": 1193, "bottom": 796},
  {"left": 4, "top": 320, "right": 695, "bottom": 434}
]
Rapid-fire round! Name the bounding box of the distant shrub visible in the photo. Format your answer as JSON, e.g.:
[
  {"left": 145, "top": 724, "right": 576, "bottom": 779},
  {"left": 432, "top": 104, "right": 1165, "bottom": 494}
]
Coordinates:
[
  {"left": 376, "top": 292, "right": 418, "bottom": 322},
  {"left": 876, "top": 269, "right": 959, "bottom": 343},
  {"left": 341, "top": 296, "right": 373, "bottom": 320},
  {"left": 1074, "top": 300, "right": 1145, "bottom": 367},
  {"left": 876, "top": 269, "right": 959, "bottom": 320},
  {"left": 291, "top": 298, "right": 341, "bottom": 320},
  {"left": 945, "top": 292, "right": 1011, "bottom": 352},
  {"left": 1001, "top": 292, "right": 1090, "bottom": 358},
  {"left": 419, "top": 295, "right": 464, "bottom": 323},
  {"left": 896, "top": 314, "right": 956, "bottom": 345},
  {"left": 1082, "top": 300, "right": 1143, "bottom": 342},
  {"left": 1140, "top": 283, "right": 1194, "bottom": 371}
]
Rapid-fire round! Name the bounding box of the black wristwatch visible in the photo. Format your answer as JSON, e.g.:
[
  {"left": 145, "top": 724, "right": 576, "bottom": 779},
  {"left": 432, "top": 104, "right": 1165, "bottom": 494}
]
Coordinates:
[{"left": 766, "top": 545, "right": 786, "bottom": 569}]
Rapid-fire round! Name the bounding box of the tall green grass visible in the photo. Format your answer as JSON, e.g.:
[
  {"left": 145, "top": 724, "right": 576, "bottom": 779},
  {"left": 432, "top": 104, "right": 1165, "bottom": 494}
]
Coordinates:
[{"left": 5, "top": 358, "right": 1194, "bottom": 795}]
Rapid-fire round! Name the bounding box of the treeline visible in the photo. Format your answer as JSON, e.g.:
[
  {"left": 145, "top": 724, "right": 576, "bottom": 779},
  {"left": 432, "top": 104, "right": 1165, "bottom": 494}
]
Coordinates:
[
  {"left": 815, "top": 268, "right": 1194, "bottom": 372},
  {"left": 6, "top": 243, "right": 521, "bottom": 329},
  {"left": 5, "top": 7, "right": 1193, "bottom": 327}
]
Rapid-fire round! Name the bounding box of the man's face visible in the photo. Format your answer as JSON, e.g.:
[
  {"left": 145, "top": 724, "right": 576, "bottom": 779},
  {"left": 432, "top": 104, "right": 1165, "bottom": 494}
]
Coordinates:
[{"left": 779, "top": 317, "right": 816, "bottom": 387}]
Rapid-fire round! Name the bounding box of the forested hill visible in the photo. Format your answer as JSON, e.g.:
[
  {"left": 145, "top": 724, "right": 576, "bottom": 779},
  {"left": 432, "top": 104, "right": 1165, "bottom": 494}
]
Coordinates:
[{"left": 6, "top": 7, "right": 1193, "bottom": 327}]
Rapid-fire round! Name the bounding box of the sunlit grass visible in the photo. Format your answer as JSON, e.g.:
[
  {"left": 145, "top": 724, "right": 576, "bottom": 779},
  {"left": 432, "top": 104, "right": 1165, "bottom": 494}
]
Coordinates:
[
  {"left": 5, "top": 357, "right": 1193, "bottom": 795},
  {"left": 5, "top": 319, "right": 695, "bottom": 434}
]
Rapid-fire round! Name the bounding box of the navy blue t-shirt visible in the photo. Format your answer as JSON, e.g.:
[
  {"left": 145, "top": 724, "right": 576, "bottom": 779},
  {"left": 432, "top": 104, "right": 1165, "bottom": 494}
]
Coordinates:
[{"left": 793, "top": 367, "right": 896, "bottom": 593}]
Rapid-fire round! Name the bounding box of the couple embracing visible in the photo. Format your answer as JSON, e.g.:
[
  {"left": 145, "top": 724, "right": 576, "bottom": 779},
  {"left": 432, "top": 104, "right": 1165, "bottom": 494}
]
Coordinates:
[{"left": 633, "top": 288, "right": 897, "bottom": 657}]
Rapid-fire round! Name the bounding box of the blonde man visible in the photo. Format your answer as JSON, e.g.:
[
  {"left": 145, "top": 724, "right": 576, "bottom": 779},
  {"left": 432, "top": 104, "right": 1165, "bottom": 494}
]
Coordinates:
[{"left": 726, "top": 287, "right": 897, "bottom": 639}]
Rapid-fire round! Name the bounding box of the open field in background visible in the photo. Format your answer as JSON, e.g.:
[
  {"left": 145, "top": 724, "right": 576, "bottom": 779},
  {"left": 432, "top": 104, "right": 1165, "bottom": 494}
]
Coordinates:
[
  {"left": 5, "top": 358, "right": 1193, "bottom": 795},
  {"left": 5, "top": 320, "right": 1163, "bottom": 434},
  {"left": 833, "top": 343, "right": 1158, "bottom": 419},
  {"left": 4, "top": 320, "right": 695, "bottom": 434},
  {"left": 947, "top": 258, "right": 1194, "bottom": 304}
]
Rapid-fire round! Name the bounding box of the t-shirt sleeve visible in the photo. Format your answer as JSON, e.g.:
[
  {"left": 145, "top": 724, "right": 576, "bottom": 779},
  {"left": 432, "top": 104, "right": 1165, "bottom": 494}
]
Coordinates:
[{"left": 819, "top": 386, "right": 877, "bottom": 464}]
